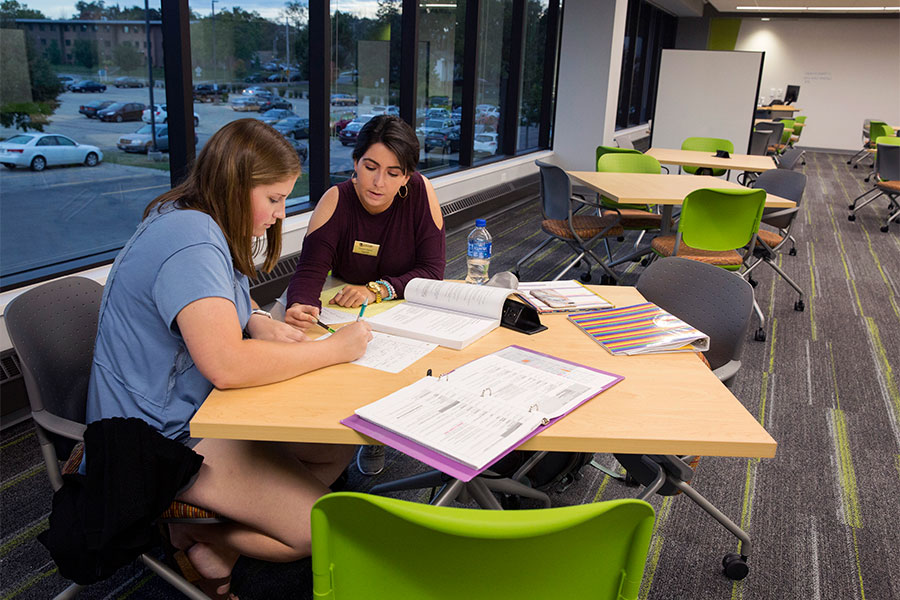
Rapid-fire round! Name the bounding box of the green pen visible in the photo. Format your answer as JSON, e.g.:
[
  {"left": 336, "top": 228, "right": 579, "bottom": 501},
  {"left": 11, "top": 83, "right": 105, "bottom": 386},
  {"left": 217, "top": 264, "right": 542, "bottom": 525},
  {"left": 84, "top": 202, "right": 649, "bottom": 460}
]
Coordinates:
[
  {"left": 315, "top": 319, "right": 336, "bottom": 334},
  {"left": 357, "top": 299, "right": 369, "bottom": 321}
]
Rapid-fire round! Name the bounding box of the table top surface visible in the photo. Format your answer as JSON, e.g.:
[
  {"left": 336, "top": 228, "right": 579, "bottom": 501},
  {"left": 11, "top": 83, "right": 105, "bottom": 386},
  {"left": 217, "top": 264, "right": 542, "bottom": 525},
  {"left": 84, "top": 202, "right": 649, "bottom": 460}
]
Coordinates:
[
  {"left": 757, "top": 105, "right": 801, "bottom": 111},
  {"left": 646, "top": 147, "right": 777, "bottom": 172},
  {"left": 190, "top": 286, "right": 777, "bottom": 459},
  {"left": 567, "top": 171, "right": 795, "bottom": 208}
]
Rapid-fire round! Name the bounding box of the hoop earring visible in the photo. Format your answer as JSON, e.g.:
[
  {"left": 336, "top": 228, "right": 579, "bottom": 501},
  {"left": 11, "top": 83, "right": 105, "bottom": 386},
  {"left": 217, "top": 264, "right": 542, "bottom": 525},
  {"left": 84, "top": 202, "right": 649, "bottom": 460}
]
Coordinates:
[
  {"left": 351, "top": 170, "right": 358, "bottom": 180},
  {"left": 398, "top": 184, "right": 408, "bottom": 199}
]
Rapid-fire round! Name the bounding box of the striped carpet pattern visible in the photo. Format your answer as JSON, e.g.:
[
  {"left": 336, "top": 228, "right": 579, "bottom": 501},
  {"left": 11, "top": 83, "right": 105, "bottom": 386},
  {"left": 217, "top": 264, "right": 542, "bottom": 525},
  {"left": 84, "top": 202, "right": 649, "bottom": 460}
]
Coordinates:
[{"left": 1, "top": 152, "right": 898, "bottom": 599}]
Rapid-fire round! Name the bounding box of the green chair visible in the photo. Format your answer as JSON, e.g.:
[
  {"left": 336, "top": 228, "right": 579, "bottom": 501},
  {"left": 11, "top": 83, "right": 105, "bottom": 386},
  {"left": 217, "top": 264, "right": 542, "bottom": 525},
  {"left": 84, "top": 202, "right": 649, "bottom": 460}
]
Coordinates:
[
  {"left": 847, "top": 119, "right": 885, "bottom": 166},
  {"left": 849, "top": 136, "right": 900, "bottom": 231},
  {"left": 649, "top": 187, "right": 768, "bottom": 340},
  {"left": 310, "top": 492, "right": 655, "bottom": 600},
  {"left": 595, "top": 144, "right": 640, "bottom": 170},
  {"left": 680, "top": 137, "right": 735, "bottom": 177},
  {"left": 852, "top": 121, "right": 892, "bottom": 171}
]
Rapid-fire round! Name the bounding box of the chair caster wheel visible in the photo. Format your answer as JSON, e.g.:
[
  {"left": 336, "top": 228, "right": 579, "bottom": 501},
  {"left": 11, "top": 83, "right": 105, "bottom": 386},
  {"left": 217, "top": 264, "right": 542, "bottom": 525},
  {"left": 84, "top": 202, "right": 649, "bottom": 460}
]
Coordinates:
[
  {"left": 881, "top": 225, "right": 890, "bottom": 232},
  {"left": 722, "top": 553, "right": 749, "bottom": 580},
  {"left": 640, "top": 258, "right": 650, "bottom": 267},
  {"left": 617, "top": 236, "right": 625, "bottom": 242},
  {"left": 853, "top": 164, "right": 858, "bottom": 169},
  {"left": 794, "top": 300, "right": 804, "bottom": 312},
  {"left": 754, "top": 328, "right": 766, "bottom": 342},
  {"left": 801, "top": 161, "right": 806, "bottom": 165},
  {"left": 788, "top": 247, "right": 797, "bottom": 256},
  {"left": 848, "top": 214, "right": 856, "bottom": 221},
  {"left": 579, "top": 272, "right": 592, "bottom": 283},
  {"left": 598, "top": 274, "right": 615, "bottom": 285},
  {"left": 848, "top": 204, "right": 856, "bottom": 210},
  {"left": 748, "top": 278, "right": 758, "bottom": 288}
]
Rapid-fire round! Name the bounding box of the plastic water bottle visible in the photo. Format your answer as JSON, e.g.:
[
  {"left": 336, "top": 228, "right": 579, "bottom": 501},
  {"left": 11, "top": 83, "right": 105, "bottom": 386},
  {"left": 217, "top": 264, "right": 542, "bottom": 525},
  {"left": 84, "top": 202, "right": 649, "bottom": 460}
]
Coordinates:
[{"left": 466, "top": 218, "right": 492, "bottom": 285}]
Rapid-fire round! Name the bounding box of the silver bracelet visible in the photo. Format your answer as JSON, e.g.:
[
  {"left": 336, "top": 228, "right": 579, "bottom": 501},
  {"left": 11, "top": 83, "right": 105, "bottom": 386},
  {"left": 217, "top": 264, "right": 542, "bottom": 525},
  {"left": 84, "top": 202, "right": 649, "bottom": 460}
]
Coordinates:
[{"left": 251, "top": 308, "right": 272, "bottom": 319}]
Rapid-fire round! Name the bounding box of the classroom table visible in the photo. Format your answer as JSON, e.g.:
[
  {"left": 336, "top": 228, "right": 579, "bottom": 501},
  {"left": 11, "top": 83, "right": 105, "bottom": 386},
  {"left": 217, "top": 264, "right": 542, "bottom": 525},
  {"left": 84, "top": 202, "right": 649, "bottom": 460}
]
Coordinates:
[
  {"left": 646, "top": 147, "right": 777, "bottom": 175},
  {"left": 756, "top": 105, "right": 802, "bottom": 119},
  {"left": 190, "top": 285, "right": 777, "bottom": 462}
]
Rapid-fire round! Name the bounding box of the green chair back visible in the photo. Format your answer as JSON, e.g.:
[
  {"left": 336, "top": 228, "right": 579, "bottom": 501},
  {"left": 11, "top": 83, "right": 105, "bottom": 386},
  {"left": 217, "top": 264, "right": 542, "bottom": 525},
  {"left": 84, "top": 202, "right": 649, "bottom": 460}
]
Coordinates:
[
  {"left": 792, "top": 117, "right": 805, "bottom": 136},
  {"left": 794, "top": 116, "right": 806, "bottom": 124},
  {"left": 311, "top": 492, "right": 656, "bottom": 600},
  {"left": 875, "top": 135, "right": 900, "bottom": 147},
  {"left": 778, "top": 119, "right": 795, "bottom": 146},
  {"left": 596, "top": 145, "right": 641, "bottom": 170},
  {"left": 596, "top": 153, "right": 661, "bottom": 211},
  {"left": 681, "top": 137, "right": 735, "bottom": 176},
  {"left": 677, "top": 188, "right": 767, "bottom": 271},
  {"left": 869, "top": 122, "right": 894, "bottom": 144}
]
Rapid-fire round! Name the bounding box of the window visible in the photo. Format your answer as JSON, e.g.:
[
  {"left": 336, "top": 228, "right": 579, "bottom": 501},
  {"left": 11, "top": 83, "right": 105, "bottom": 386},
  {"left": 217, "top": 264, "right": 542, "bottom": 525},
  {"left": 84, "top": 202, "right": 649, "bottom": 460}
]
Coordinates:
[
  {"left": 473, "top": 0, "right": 512, "bottom": 162},
  {"left": 65, "top": 39, "right": 70, "bottom": 46},
  {"left": 517, "top": 0, "right": 551, "bottom": 152},
  {"left": 123, "top": 25, "right": 129, "bottom": 33},
  {"left": 615, "top": 0, "right": 676, "bottom": 130}
]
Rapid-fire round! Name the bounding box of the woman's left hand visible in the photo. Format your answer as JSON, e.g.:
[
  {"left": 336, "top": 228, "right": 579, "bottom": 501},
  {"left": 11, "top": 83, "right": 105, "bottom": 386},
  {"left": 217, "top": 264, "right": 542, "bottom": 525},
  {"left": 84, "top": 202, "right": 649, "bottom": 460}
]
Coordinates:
[
  {"left": 329, "top": 285, "right": 375, "bottom": 308},
  {"left": 246, "top": 314, "right": 309, "bottom": 342}
]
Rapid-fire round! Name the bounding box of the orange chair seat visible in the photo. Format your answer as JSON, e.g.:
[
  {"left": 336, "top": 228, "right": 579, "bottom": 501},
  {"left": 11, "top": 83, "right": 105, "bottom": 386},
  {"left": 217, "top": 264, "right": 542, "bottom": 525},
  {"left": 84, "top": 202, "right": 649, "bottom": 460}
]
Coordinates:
[
  {"left": 541, "top": 214, "right": 624, "bottom": 240},
  {"left": 876, "top": 180, "right": 900, "bottom": 194},
  {"left": 650, "top": 235, "right": 743, "bottom": 267},
  {"left": 755, "top": 228, "right": 784, "bottom": 248},
  {"left": 600, "top": 208, "right": 667, "bottom": 229}
]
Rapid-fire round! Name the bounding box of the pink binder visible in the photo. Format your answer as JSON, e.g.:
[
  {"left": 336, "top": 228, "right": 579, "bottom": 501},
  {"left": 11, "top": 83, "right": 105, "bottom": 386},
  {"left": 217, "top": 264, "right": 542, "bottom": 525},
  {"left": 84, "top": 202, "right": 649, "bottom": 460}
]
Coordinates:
[{"left": 341, "top": 345, "right": 623, "bottom": 482}]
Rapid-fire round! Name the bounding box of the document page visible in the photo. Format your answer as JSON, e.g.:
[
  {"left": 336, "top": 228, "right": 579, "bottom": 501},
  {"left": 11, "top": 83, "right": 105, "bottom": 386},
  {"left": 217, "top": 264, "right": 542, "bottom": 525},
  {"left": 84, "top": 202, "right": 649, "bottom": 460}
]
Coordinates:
[
  {"left": 351, "top": 332, "right": 437, "bottom": 373},
  {"left": 447, "top": 347, "right": 619, "bottom": 419},
  {"left": 366, "top": 303, "right": 498, "bottom": 348},
  {"left": 404, "top": 278, "right": 514, "bottom": 320},
  {"left": 355, "top": 377, "right": 545, "bottom": 469}
]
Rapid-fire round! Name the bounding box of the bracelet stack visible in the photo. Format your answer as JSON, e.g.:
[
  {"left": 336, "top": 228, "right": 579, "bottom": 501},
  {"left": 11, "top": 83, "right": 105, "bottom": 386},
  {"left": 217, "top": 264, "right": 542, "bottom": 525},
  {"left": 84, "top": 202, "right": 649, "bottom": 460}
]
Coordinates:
[{"left": 377, "top": 279, "right": 396, "bottom": 301}]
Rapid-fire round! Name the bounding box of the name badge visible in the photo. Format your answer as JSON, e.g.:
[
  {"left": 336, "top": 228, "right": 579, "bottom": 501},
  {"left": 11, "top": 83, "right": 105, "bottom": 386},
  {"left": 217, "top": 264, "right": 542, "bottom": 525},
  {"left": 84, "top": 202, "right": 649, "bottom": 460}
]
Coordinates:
[{"left": 353, "top": 240, "right": 380, "bottom": 256}]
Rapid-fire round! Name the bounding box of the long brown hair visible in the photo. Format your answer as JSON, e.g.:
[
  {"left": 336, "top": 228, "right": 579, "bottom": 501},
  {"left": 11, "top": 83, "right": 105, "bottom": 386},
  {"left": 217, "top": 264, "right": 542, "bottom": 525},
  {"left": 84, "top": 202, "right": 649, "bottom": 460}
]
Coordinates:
[{"left": 143, "top": 119, "right": 301, "bottom": 277}]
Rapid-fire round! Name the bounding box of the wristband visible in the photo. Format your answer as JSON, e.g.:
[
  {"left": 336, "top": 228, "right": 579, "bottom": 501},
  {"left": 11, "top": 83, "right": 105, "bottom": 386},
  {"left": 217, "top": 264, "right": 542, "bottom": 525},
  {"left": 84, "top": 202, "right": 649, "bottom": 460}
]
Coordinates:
[
  {"left": 251, "top": 308, "right": 272, "bottom": 319},
  {"left": 376, "top": 279, "right": 395, "bottom": 301}
]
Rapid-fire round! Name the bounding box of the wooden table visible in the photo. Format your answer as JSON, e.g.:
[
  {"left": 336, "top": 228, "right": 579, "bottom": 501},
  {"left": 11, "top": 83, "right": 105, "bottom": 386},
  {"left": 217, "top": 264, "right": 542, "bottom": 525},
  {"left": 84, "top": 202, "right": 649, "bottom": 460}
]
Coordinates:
[
  {"left": 756, "top": 105, "right": 800, "bottom": 112},
  {"left": 191, "top": 285, "right": 777, "bottom": 460},
  {"left": 567, "top": 172, "right": 794, "bottom": 237},
  {"left": 646, "top": 147, "right": 777, "bottom": 174}
]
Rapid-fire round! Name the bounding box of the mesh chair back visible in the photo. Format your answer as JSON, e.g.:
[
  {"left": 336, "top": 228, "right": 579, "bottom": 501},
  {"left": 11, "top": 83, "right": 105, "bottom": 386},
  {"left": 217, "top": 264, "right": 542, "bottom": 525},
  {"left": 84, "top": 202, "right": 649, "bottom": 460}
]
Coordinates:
[
  {"left": 748, "top": 130, "right": 772, "bottom": 156},
  {"left": 311, "top": 492, "right": 655, "bottom": 600},
  {"left": 681, "top": 137, "right": 735, "bottom": 175},
  {"left": 636, "top": 257, "right": 753, "bottom": 371},
  {"left": 753, "top": 169, "right": 807, "bottom": 229},
  {"left": 777, "top": 148, "right": 804, "bottom": 170},
  {"left": 535, "top": 159, "right": 574, "bottom": 221},
  {"left": 595, "top": 145, "right": 640, "bottom": 170},
  {"left": 678, "top": 188, "right": 766, "bottom": 252},
  {"left": 4, "top": 277, "right": 102, "bottom": 456},
  {"left": 755, "top": 121, "right": 784, "bottom": 147},
  {"left": 597, "top": 153, "right": 661, "bottom": 174},
  {"left": 876, "top": 140, "right": 900, "bottom": 182}
]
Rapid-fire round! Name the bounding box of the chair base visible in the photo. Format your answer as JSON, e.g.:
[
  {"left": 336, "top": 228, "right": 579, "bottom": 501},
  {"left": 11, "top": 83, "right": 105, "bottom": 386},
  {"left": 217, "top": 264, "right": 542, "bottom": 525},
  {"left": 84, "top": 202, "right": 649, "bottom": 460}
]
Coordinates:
[{"left": 370, "top": 469, "right": 552, "bottom": 509}]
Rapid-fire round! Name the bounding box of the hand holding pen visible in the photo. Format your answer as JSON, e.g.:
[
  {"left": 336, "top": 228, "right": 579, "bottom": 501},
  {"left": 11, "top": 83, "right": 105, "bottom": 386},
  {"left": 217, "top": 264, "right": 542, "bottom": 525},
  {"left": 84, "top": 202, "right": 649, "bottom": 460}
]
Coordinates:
[{"left": 357, "top": 299, "right": 369, "bottom": 322}]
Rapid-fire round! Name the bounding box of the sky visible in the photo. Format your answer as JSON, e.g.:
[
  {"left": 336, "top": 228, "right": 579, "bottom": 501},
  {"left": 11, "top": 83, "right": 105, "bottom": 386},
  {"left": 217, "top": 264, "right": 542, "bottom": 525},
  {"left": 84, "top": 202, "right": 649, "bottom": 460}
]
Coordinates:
[{"left": 24, "top": 0, "right": 380, "bottom": 21}]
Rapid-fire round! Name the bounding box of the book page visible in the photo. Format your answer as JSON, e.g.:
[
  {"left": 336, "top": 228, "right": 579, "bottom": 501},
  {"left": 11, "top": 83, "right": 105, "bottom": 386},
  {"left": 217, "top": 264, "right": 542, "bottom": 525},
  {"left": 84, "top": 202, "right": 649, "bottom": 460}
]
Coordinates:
[
  {"left": 350, "top": 332, "right": 437, "bottom": 373},
  {"left": 355, "top": 377, "right": 544, "bottom": 469},
  {"left": 404, "top": 278, "right": 514, "bottom": 320},
  {"left": 366, "top": 303, "right": 498, "bottom": 349}
]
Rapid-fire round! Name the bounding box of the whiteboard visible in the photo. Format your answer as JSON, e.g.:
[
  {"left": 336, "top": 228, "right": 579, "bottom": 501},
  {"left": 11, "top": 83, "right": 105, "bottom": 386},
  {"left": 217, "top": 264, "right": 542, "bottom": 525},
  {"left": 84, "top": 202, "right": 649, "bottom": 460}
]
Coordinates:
[{"left": 651, "top": 50, "right": 764, "bottom": 155}]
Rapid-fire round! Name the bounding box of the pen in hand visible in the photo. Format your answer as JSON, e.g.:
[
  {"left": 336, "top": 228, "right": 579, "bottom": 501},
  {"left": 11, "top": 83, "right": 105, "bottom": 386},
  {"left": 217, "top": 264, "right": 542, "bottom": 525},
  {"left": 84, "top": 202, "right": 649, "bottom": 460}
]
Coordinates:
[
  {"left": 315, "top": 319, "right": 336, "bottom": 334},
  {"left": 357, "top": 299, "right": 368, "bottom": 322}
]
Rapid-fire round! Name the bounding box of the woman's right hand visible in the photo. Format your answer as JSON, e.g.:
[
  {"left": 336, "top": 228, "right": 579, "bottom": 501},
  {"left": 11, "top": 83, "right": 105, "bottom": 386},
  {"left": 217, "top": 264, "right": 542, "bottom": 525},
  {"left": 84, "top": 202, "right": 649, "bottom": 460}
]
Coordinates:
[
  {"left": 285, "top": 303, "right": 319, "bottom": 330},
  {"left": 328, "top": 321, "right": 373, "bottom": 361}
]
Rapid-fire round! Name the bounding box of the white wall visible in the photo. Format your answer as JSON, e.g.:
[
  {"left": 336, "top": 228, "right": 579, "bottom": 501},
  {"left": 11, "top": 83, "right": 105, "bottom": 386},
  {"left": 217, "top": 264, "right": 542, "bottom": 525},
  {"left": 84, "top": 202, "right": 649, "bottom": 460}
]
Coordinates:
[
  {"left": 552, "top": 0, "right": 627, "bottom": 170},
  {"left": 735, "top": 18, "right": 900, "bottom": 151}
]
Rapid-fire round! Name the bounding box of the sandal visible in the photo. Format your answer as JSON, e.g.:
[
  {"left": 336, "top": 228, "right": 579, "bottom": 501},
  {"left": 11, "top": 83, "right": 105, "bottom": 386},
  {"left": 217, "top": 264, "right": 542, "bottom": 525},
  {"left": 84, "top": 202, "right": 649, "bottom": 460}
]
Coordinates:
[{"left": 159, "top": 526, "right": 237, "bottom": 600}]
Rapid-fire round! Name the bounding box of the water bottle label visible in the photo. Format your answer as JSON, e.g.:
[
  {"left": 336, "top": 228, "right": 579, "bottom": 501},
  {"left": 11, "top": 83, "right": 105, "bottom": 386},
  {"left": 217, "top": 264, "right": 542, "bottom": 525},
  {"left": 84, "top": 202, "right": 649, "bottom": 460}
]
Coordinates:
[{"left": 467, "top": 240, "right": 492, "bottom": 259}]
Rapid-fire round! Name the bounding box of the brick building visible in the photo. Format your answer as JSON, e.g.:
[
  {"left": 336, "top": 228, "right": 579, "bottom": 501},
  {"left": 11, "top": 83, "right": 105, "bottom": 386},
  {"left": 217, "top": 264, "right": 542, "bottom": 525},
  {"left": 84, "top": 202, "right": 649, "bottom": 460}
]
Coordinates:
[{"left": 14, "top": 19, "right": 163, "bottom": 68}]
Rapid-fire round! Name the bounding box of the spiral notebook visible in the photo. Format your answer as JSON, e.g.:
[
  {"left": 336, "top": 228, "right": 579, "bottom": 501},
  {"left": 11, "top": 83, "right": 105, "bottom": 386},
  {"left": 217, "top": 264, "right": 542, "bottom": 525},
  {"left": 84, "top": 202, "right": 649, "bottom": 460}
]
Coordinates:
[{"left": 567, "top": 303, "right": 709, "bottom": 356}]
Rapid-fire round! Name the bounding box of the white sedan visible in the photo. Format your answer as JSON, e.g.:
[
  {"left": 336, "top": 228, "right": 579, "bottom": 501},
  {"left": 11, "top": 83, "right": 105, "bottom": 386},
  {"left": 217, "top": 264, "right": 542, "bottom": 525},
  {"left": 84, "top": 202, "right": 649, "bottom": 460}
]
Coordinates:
[
  {"left": 0, "top": 133, "right": 102, "bottom": 171},
  {"left": 142, "top": 104, "right": 200, "bottom": 127}
]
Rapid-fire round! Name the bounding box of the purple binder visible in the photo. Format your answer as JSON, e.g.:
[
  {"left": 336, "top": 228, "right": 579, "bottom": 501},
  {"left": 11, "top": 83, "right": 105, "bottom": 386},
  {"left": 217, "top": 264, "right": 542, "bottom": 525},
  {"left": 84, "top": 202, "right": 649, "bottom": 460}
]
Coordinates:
[{"left": 340, "top": 345, "right": 624, "bottom": 482}]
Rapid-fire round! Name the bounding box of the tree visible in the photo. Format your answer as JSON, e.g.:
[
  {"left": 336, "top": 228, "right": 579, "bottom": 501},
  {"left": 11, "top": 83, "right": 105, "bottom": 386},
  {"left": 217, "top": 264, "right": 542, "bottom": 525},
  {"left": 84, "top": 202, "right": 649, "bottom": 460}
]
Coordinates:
[
  {"left": 73, "top": 39, "right": 98, "bottom": 69},
  {"left": 73, "top": 0, "right": 104, "bottom": 19},
  {"left": 113, "top": 42, "right": 143, "bottom": 71},
  {"left": 0, "top": 0, "right": 45, "bottom": 26},
  {"left": 45, "top": 39, "right": 62, "bottom": 64},
  {"left": 0, "top": 35, "right": 61, "bottom": 131}
]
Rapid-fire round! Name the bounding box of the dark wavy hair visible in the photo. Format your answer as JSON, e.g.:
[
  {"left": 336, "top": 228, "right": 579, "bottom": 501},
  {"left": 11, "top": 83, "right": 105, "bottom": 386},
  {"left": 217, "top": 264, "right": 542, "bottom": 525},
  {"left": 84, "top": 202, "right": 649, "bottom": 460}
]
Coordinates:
[
  {"left": 352, "top": 115, "right": 419, "bottom": 174},
  {"left": 143, "top": 119, "right": 301, "bottom": 277}
]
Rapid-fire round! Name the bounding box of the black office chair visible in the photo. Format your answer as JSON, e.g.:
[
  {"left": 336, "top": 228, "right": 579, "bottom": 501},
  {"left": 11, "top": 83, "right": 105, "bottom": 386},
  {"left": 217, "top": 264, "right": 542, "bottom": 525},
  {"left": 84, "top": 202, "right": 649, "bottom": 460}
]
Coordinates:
[
  {"left": 745, "top": 170, "right": 807, "bottom": 313},
  {"left": 612, "top": 257, "right": 756, "bottom": 581},
  {"left": 513, "top": 160, "right": 623, "bottom": 283},
  {"left": 737, "top": 130, "right": 775, "bottom": 186},
  {"left": 3, "top": 277, "right": 220, "bottom": 600}
]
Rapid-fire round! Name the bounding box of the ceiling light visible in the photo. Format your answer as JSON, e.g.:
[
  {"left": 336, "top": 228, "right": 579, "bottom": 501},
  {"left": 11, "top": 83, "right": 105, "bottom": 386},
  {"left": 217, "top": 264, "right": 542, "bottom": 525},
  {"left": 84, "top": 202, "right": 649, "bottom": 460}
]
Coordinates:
[{"left": 761, "top": 17, "right": 770, "bottom": 20}]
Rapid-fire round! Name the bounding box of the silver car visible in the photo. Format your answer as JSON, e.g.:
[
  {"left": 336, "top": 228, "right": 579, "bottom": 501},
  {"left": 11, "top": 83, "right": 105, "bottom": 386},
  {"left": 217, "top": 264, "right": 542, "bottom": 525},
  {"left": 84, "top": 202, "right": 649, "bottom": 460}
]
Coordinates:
[
  {"left": 118, "top": 124, "right": 170, "bottom": 153},
  {"left": 0, "top": 133, "right": 102, "bottom": 171}
]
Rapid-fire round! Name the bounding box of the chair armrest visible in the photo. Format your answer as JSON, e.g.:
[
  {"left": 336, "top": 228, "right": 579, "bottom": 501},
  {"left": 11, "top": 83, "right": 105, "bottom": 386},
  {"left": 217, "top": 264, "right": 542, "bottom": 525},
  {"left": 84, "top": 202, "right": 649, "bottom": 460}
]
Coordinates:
[
  {"left": 661, "top": 165, "right": 670, "bottom": 174},
  {"left": 32, "top": 409, "right": 86, "bottom": 442},
  {"left": 712, "top": 359, "right": 742, "bottom": 385}
]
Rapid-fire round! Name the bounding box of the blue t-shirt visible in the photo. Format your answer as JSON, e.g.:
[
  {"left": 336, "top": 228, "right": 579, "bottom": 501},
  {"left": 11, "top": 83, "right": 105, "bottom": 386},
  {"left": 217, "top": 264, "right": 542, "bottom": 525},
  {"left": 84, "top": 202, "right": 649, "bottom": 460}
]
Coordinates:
[{"left": 86, "top": 206, "right": 252, "bottom": 442}]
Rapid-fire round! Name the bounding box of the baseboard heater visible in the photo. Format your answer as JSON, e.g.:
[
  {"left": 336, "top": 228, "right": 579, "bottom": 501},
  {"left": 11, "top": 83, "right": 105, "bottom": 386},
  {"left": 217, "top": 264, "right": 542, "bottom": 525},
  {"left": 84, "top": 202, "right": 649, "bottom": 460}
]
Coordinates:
[{"left": 441, "top": 173, "right": 540, "bottom": 232}]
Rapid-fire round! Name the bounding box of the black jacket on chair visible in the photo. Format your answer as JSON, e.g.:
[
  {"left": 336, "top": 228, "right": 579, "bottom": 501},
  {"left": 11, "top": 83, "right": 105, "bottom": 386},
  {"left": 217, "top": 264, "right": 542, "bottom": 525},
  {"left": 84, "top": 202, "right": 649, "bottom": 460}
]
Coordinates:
[{"left": 39, "top": 417, "right": 203, "bottom": 584}]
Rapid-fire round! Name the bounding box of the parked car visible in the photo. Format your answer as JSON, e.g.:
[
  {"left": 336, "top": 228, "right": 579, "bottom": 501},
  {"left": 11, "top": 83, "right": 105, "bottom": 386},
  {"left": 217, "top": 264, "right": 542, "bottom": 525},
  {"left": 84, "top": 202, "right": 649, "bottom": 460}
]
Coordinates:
[
  {"left": 142, "top": 104, "right": 200, "bottom": 127},
  {"left": 330, "top": 93, "right": 358, "bottom": 106},
  {"left": 424, "top": 125, "right": 461, "bottom": 154},
  {"left": 193, "top": 83, "right": 228, "bottom": 102},
  {"left": 286, "top": 137, "right": 308, "bottom": 164},
  {"left": 57, "top": 75, "right": 76, "bottom": 90},
  {"left": 70, "top": 80, "right": 106, "bottom": 93},
  {"left": 473, "top": 132, "right": 499, "bottom": 155},
  {"left": 428, "top": 95, "right": 451, "bottom": 108},
  {"left": 330, "top": 109, "right": 357, "bottom": 134},
  {"left": 244, "top": 72, "right": 266, "bottom": 83},
  {"left": 259, "top": 108, "right": 296, "bottom": 125},
  {"left": 256, "top": 96, "right": 292, "bottom": 112},
  {"left": 426, "top": 108, "right": 451, "bottom": 120},
  {"left": 78, "top": 100, "right": 115, "bottom": 118},
  {"left": 417, "top": 118, "right": 454, "bottom": 138},
  {"left": 272, "top": 117, "right": 310, "bottom": 140},
  {"left": 113, "top": 76, "right": 144, "bottom": 88},
  {"left": 97, "top": 102, "right": 146, "bottom": 122},
  {"left": 0, "top": 133, "right": 102, "bottom": 171},
  {"left": 116, "top": 124, "right": 198, "bottom": 153},
  {"left": 339, "top": 121, "right": 366, "bottom": 146}
]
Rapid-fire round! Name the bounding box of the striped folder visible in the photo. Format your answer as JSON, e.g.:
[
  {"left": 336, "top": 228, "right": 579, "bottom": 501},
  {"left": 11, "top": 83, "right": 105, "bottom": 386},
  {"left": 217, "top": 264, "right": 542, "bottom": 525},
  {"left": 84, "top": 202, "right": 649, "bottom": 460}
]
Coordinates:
[{"left": 567, "top": 303, "right": 709, "bottom": 355}]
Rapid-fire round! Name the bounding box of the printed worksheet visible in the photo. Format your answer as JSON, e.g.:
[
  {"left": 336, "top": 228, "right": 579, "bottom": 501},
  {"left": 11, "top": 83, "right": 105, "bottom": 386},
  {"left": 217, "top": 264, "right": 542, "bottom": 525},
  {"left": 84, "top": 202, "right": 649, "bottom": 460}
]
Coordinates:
[{"left": 351, "top": 332, "right": 437, "bottom": 373}]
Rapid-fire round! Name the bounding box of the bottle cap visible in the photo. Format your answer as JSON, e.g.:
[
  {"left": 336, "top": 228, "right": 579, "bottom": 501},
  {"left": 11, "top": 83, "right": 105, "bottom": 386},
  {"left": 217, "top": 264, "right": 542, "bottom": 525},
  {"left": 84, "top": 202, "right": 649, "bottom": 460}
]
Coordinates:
[{"left": 475, "top": 218, "right": 486, "bottom": 227}]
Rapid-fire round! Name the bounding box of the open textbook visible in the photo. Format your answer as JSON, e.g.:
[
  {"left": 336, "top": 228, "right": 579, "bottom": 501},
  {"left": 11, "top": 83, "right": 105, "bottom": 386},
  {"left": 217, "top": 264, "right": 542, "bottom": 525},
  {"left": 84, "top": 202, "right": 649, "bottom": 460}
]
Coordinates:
[
  {"left": 567, "top": 303, "right": 709, "bottom": 355},
  {"left": 365, "top": 278, "right": 516, "bottom": 350},
  {"left": 342, "top": 346, "right": 623, "bottom": 481}
]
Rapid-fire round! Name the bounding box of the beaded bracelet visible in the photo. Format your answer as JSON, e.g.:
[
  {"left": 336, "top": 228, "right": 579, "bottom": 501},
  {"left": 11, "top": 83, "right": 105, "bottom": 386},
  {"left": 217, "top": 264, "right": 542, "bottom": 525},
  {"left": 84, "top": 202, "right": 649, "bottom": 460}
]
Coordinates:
[{"left": 377, "top": 279, "right": 395, "bottom": 301}]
